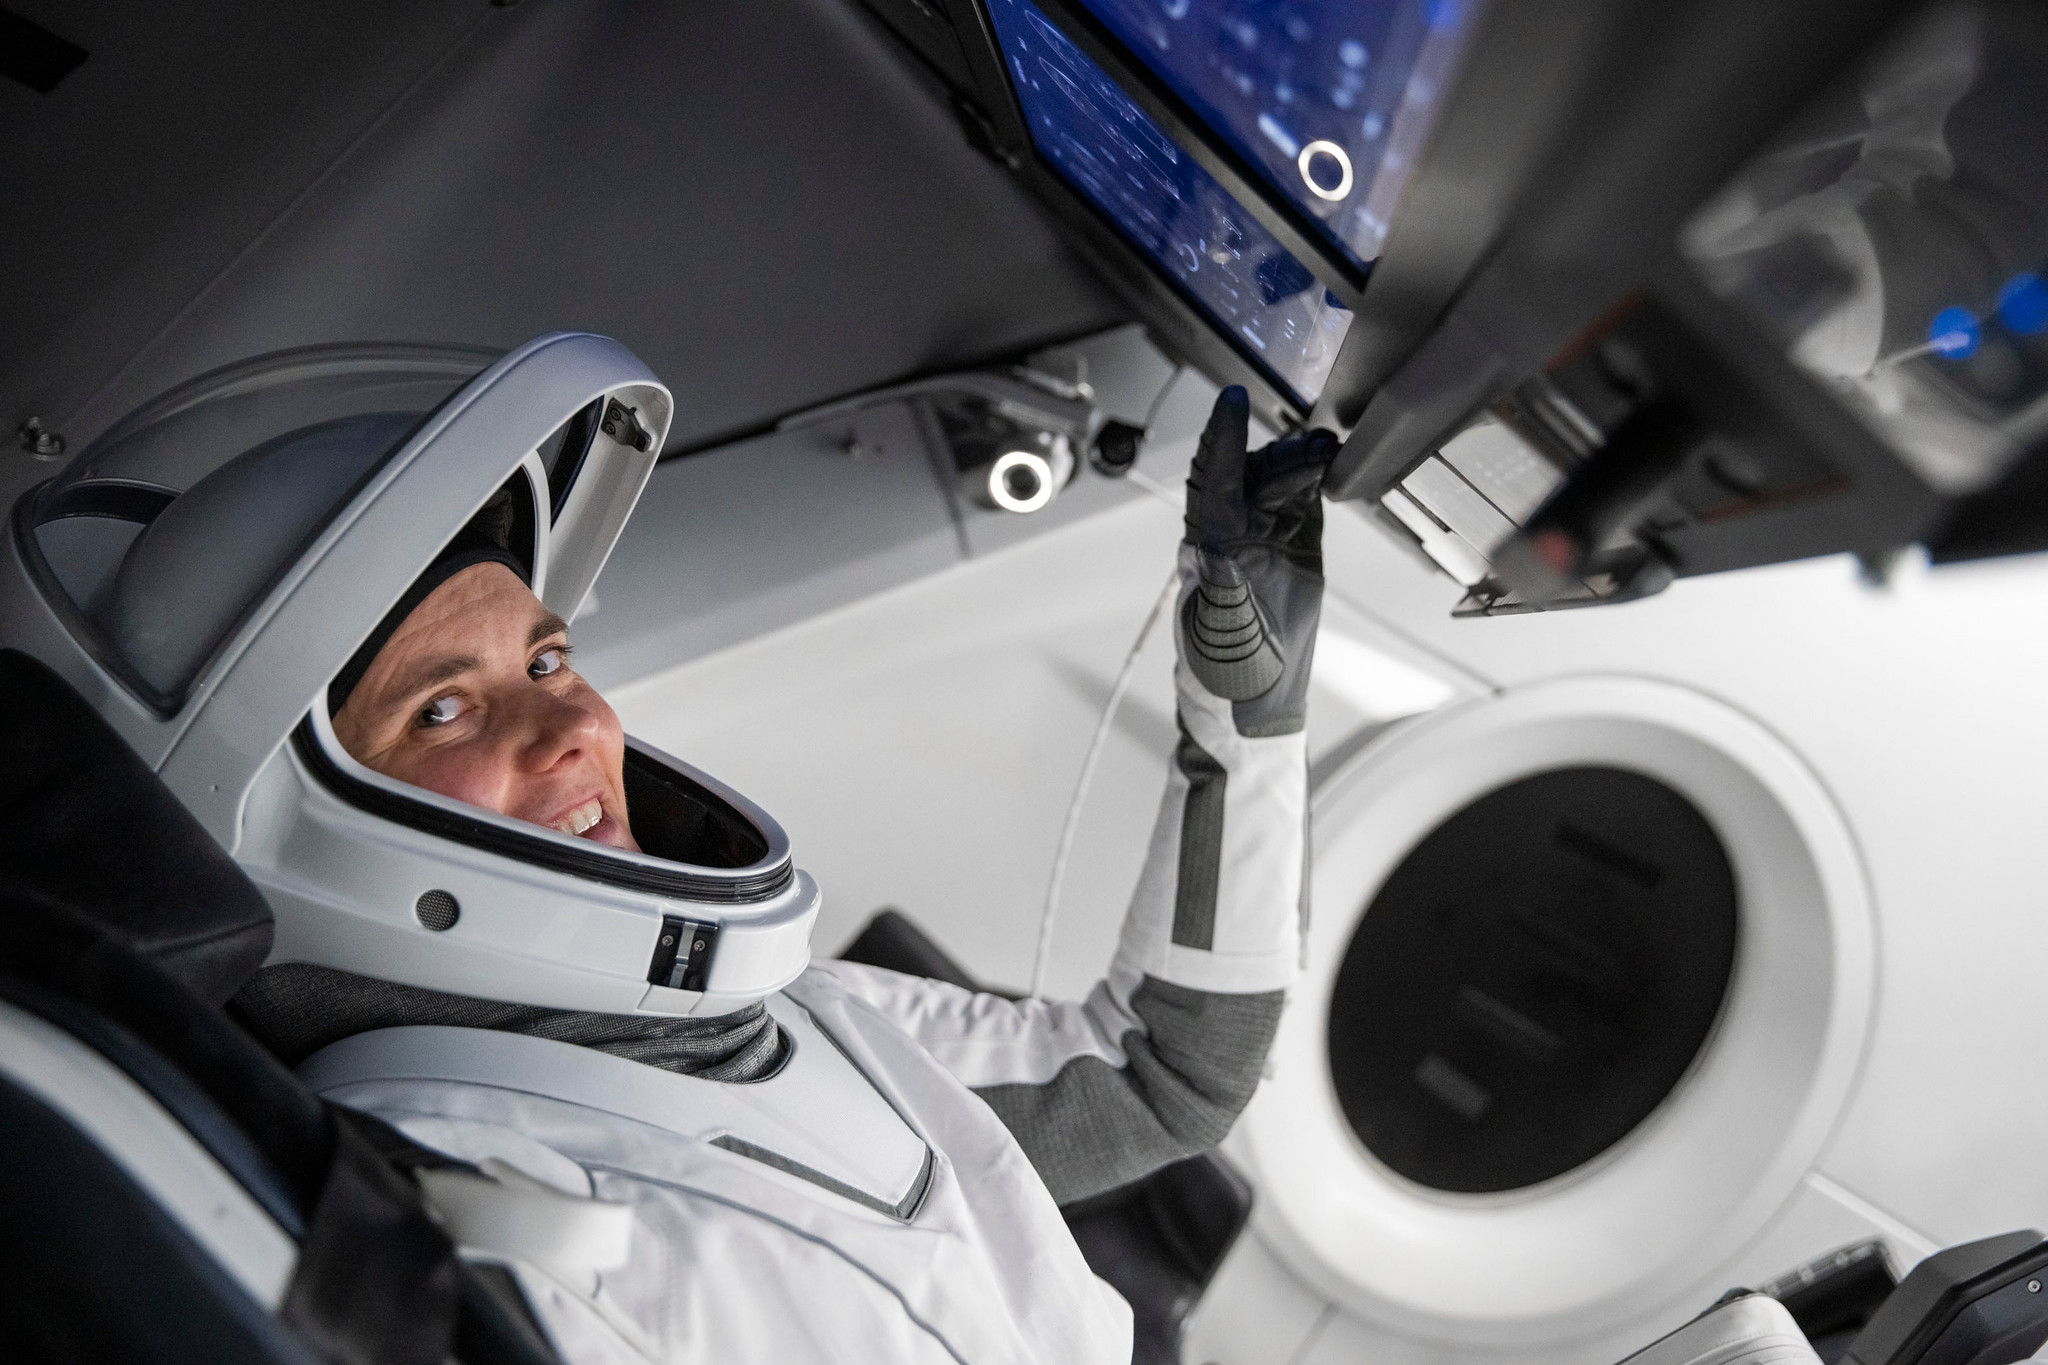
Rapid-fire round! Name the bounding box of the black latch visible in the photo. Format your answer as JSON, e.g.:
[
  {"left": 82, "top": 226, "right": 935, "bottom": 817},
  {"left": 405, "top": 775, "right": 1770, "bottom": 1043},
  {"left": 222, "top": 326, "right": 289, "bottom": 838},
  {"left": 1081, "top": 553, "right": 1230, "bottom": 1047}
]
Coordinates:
[
  {"left": 646, "top": 916, "right": 720, "bottom": 992},
  {"left": 1, "top": 9, "right": 89, "bottom": 94},
  {"left": 600, "top": 399, "right": 655, "bottom": 454}
]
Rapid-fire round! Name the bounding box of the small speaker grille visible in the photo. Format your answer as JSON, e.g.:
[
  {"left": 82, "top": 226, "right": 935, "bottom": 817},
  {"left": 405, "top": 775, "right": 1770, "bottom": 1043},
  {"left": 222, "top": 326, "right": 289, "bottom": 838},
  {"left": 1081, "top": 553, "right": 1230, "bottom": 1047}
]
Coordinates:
[{"left": 414, "top": 889, "right": 460, "bottom": 932}]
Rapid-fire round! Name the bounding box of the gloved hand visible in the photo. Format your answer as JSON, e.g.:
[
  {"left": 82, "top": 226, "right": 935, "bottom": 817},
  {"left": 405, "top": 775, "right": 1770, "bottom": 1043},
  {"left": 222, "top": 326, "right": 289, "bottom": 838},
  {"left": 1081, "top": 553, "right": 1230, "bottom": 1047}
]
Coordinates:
[{"left": 1178, "top": 386, "right": 1339, "bottom": 737}]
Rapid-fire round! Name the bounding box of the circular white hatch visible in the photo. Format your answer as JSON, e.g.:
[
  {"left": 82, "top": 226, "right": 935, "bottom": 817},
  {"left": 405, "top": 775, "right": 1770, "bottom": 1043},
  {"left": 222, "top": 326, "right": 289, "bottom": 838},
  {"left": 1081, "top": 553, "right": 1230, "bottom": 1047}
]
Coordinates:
[{"left": 1240, "top": 675, "right": 1875, "bottom": 1347}]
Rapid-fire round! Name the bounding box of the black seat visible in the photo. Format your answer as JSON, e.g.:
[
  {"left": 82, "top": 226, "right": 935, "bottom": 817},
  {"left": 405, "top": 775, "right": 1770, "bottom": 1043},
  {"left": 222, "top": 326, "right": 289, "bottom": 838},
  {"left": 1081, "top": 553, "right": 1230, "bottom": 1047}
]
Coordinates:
[
  {"left": 839, "top": 907, "right": 1255, "bottom": 1365},
  {"left": 1839, "top": 1230, "right": 2048, "bottom": 1365},
  {"left": 1058, "top": 1152, "right": 1255, "bottom": 1365},
  {"left": 0, "top": 649, "right": 558, "bottom": 1365}
]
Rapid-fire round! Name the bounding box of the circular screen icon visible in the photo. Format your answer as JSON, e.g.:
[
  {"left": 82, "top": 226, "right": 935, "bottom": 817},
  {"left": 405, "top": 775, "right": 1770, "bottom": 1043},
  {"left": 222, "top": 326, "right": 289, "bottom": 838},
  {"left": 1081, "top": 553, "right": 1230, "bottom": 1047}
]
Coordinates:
[{"left": 1297, "top": 140, "right": 1355, "bottom": 202}]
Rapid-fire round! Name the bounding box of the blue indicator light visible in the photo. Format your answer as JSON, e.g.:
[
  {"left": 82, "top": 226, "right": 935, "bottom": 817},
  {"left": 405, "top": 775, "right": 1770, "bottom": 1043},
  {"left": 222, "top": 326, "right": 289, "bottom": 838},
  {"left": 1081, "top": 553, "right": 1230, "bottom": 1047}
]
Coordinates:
[
  {"left": 1997, "top": 273, "right": 2048, "bottom": 337},
  {"left": 1929, "top": 306, "right": 1980, "bottom": 359}
]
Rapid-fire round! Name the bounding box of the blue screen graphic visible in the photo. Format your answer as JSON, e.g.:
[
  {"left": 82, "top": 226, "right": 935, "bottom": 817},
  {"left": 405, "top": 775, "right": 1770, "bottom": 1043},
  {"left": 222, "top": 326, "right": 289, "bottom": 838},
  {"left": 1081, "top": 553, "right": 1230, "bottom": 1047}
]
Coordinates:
[
  {"left": 986, "top": 0, "right": 1353, "bottom": 403},
  {"left": 1075, "top": 0, "right": 1474, "bottom": 270}
]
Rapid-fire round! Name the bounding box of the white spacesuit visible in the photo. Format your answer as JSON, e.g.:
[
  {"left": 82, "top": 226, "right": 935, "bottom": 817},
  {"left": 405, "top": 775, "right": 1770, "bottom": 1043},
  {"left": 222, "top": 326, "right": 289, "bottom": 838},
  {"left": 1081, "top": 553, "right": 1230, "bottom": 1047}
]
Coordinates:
[{"left": 0, "top": 332, "right": 1335, "bottom": 1364}]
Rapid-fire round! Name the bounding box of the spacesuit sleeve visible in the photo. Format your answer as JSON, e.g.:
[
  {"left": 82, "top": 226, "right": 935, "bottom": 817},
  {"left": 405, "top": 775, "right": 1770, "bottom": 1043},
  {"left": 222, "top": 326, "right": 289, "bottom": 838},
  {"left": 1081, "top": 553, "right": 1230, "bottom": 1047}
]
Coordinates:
[{"left": 814, "top": 655, "right": 1303, "bottom": 1206}]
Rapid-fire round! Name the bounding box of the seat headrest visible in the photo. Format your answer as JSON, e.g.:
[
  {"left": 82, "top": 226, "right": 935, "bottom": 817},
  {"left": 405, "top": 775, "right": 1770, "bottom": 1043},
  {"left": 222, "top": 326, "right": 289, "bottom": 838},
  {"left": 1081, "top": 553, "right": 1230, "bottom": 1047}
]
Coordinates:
[{"left": 0, "top": 649, "right": 272, "bottom": 1002}]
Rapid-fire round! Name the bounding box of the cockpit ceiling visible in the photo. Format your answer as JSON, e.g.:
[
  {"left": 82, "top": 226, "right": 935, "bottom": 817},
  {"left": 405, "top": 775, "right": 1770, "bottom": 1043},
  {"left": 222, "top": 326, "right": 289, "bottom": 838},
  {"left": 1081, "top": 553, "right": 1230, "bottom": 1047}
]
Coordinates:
[
  {"left": 0, "top": 0, "right": 1124, "bottom": 457},
  {"left": 11, "top": 0, "right": 2048, "bottom": 614}
]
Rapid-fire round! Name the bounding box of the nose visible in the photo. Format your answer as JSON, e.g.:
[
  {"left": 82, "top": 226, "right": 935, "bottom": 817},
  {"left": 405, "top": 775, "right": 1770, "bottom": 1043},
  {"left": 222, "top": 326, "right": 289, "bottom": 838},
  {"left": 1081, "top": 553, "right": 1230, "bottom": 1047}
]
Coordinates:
[{"left": 512, "top": 682, "right": 609, "bottom": 774}]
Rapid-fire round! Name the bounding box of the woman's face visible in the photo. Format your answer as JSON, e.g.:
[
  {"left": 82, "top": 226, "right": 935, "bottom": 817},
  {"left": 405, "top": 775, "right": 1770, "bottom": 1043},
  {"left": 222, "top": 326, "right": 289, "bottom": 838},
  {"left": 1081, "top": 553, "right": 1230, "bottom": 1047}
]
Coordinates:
[{"left": 333, "top": 561, "right": 639, "bottom": 851}]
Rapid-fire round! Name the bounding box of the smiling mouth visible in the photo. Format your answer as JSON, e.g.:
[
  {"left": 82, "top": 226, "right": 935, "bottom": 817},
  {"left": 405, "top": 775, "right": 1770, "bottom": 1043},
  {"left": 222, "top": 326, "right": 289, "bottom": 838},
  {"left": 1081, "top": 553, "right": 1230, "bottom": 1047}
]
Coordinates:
[{"left": 551, "top": 798, "right": 605, "bottom": 838}]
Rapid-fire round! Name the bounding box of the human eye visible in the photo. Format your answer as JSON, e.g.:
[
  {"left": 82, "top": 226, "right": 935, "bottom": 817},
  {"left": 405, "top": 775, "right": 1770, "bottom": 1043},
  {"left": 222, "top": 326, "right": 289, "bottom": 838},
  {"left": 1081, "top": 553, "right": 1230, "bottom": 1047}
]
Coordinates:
[
  {"left": 529, "top": 644, "right": 571, "bottom": 680},
  {"left": 417, "top": 694, "right": 466, "bottom": 728}
]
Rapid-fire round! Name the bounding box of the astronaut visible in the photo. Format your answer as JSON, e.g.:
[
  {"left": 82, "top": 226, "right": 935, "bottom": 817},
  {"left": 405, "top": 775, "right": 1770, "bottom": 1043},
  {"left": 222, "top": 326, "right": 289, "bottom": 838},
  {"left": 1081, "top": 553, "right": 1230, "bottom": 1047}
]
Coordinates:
[{"left": 0, "top": 332, "right": 1334, "bottom": 1363}]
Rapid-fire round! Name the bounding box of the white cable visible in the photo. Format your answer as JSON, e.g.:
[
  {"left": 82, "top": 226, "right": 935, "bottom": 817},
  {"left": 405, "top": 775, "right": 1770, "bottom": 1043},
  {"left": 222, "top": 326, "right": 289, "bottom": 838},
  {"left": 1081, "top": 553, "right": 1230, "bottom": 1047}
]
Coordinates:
[
  {"left": 1125, "top": 366, "right": 1189, "bottom": 512},
  {"left": 1026, "top": 363, "right": 1188, "bottom": 999},
  {"left": 1029, "top": 567, "right": 1181, "bottom": 1000},
  {"left": 1126, "top": 466, "right": 1182, "bottom": 508}
]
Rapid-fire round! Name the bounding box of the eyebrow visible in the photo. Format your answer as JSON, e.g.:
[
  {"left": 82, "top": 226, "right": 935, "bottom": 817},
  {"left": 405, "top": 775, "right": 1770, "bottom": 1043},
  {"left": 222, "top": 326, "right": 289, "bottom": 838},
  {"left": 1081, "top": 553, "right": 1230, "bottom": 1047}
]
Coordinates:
[
  {"left": 529, "top": 611, "right": 570, "bottom": 648},
  {"left": 382, "top": 612, "right": 571, "bottom": 705},
  {"left": 383, "top": 652, "right": 483, "bottom": 704}
]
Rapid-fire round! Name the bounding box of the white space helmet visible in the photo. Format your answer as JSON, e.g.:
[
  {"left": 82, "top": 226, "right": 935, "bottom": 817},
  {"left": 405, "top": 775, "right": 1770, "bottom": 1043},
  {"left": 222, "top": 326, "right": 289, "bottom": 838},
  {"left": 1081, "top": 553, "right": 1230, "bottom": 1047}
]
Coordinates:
[{"left": 0, "top": 333, "right": 818, "bottom": 1015}]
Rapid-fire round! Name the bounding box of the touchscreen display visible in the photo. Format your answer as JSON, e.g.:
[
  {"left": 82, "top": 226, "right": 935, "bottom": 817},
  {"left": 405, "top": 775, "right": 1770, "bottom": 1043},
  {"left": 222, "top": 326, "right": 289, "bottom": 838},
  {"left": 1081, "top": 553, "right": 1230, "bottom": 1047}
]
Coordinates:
[
  {"left": 986, "top": 0, "right": 1354, "bottom": 404},
  {"left": 1072, "top": 0, "right": 1478, "bottom": 270}
]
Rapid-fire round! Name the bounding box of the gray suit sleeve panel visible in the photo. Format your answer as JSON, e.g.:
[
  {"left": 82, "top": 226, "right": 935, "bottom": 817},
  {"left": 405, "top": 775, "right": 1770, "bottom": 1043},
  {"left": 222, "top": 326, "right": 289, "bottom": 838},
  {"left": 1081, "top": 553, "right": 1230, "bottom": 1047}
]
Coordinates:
[
  {"left": 1105, "top": 656, "right": 1308, "bottom": 999},
  {"left": 814, "top": 643, "right": 1308, "bottom": 1203},
  {"left": 811, "top": 961, "right": 1282, "bottom": 1203},
  {"left": 973, "top": 976, "right": 1283, "bottom": 1206}
]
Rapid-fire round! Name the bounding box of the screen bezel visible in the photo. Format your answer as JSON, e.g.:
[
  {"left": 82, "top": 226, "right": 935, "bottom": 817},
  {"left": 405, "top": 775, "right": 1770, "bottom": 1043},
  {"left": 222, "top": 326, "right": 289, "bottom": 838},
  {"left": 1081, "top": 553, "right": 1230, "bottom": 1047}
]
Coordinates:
[{"left": 892, "top": 0, "right": 1516, "bottom": 434}]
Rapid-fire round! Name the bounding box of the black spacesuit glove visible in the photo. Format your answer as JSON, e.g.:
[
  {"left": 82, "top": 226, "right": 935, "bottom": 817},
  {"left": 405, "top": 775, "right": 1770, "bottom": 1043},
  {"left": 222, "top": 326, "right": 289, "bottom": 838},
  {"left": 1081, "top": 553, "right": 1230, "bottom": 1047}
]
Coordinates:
[{"left": 1180, "top": 386, "right": 1340, "bottom": 738}]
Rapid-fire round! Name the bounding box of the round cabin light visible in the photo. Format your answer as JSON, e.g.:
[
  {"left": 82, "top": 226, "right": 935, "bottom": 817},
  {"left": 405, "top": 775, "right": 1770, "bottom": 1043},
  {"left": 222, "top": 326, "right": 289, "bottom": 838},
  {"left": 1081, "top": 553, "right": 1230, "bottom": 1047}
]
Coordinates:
[{"left": 988, "top": 449, "right": 1056, "bottom": 513}]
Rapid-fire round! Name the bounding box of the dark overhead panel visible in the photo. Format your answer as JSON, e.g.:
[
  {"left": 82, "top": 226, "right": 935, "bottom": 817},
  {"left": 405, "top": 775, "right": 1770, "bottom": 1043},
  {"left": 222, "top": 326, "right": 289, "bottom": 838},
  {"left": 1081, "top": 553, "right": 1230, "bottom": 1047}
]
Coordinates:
[
  {"left": 866, "top": 0, "right": 2048, "bottom": 609},
  {"left": 1322, "top": 0, "right": 2048, "bottom": 610},
  {"left": 0, "top": 0, "right": 1123, "bottom": 456},
  {"left": 0, "top": 7, "right": 87, "bottom": 93}
]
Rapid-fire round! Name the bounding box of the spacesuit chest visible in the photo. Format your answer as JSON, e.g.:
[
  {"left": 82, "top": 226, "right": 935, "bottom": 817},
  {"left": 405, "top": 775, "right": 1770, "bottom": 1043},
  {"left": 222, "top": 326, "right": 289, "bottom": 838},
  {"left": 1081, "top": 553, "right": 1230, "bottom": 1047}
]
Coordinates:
[{"left": 298, "top": 993, "right": 933, "bottom": 1221}]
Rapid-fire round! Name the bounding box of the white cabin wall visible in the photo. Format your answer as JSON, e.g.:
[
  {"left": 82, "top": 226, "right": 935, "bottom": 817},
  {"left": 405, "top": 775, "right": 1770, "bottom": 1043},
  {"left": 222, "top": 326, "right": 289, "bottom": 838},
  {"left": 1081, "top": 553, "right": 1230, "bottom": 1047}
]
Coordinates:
[
  {"left": 1319, "top": 514, "right": 2048, "bottom": 1252},
  {"left": 606, "top": 442, "right": 2048, "bottom": 1362}
]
